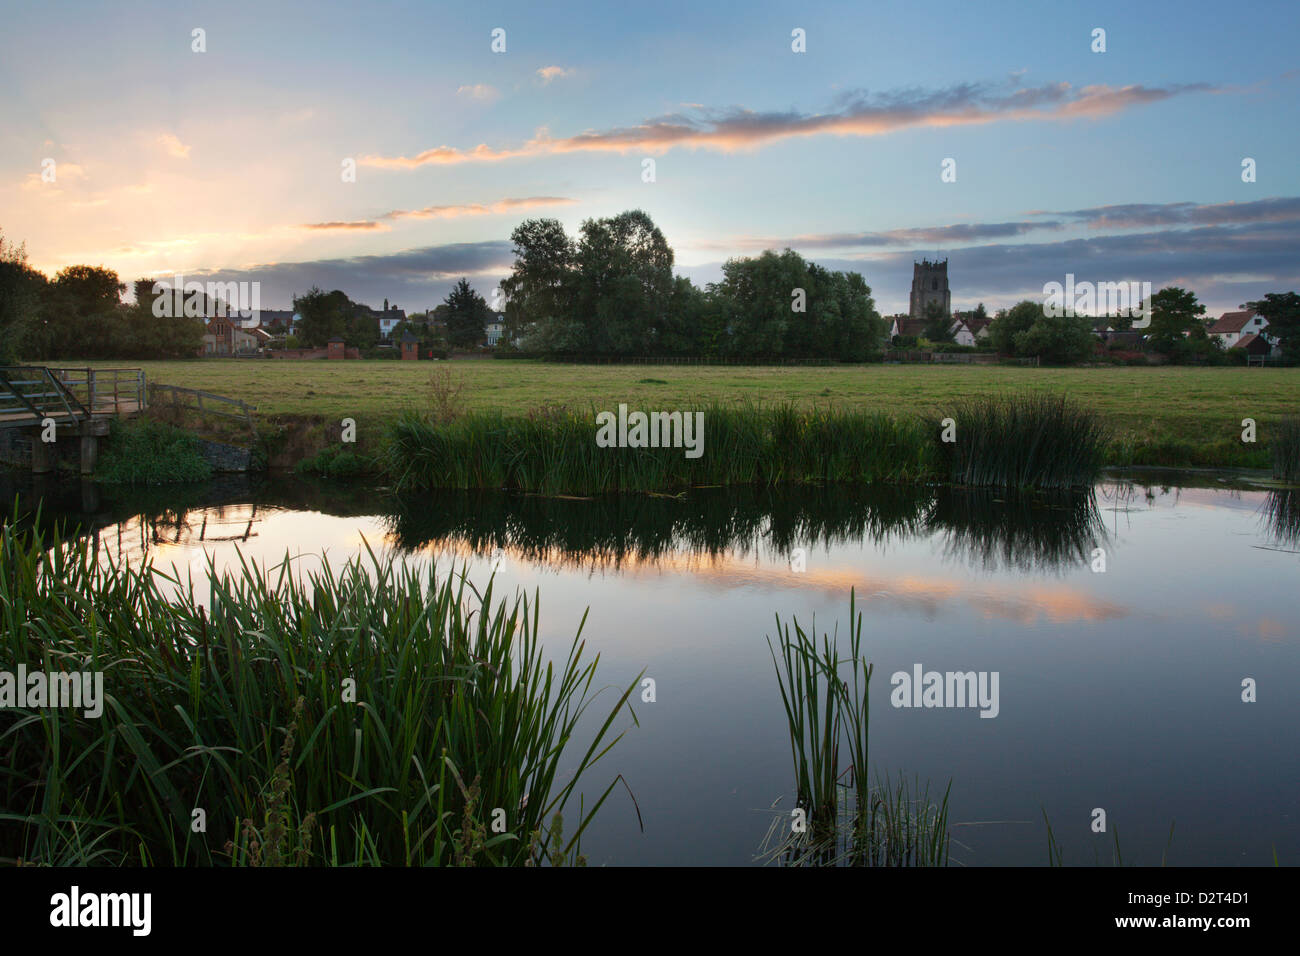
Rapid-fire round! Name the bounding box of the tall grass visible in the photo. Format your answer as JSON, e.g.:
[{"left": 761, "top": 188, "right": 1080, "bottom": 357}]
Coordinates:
[
  {"left": 386, "top": 398, "right": 1090, "bottom": 496},
  {"left": 0, "top": 511, "right": 638, "bottom": 866},
  {"left": 1272, "top": 417, "right": 1300, "bottom": 484},
  {"left": 762, "top": 594, "right": 951, "bottom": 866},
  {"left": 932, "top": 393, "right": 1109, "bottom": 490}
]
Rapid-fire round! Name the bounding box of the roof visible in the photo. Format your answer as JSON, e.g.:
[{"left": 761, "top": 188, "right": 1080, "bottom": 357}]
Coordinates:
[
  {"left": 1233, "top": 332, "right": 1270, "bottom": 353},
  {"left": 327, "top": 336, "right": 345, "bottom": 343},
  {"left": 1209, "top": 310, "right": 1261, "bottom": 334},
  {"left": 891, "top": 317, "right": 929, "bottom": 337}
]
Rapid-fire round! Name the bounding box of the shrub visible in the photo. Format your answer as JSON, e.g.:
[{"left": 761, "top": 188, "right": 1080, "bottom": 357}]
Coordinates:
[{"left": 96, "top": 418, "right": 212, "bottom": 484}]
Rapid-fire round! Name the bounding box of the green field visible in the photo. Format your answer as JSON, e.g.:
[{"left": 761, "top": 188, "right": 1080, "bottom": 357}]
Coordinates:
[{"left": 75, "top": 358, "right": 1300, "bottom": 468}]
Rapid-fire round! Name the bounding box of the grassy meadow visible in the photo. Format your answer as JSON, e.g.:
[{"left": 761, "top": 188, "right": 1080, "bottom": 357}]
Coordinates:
[{"left": 68, "top": 358, "right": 1300, "bottom": 469}]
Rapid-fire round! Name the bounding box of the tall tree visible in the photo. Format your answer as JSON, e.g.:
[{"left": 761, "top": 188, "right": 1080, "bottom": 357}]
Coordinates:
[
  {"left": 443, "top": 278, "right": 490, "bottom": 348},
  {"left": 1244, "top": 292, "right": 1300, "bottom": 362},
  {"left": 293, "top": 287, "right": 353, "bottom": 346},
  {"left": 1146, "top": 286, "right": 1207, "bottom": 354}
]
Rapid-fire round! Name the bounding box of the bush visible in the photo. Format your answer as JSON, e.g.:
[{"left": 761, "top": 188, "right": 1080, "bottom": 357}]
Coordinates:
[
  {"left": 96, "top": 418, "right": 212, "bottom": 484},
  {"left": 295, "top": 445, "right": 376, "bottom": 478}
]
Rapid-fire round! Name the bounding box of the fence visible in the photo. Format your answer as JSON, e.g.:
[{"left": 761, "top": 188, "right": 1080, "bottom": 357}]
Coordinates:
[
  {"left": 50, "top": 367, "right": 147, "bottom": 416},
  {"left": 149, "top": 383, "right": 256, "bottom": 435}
]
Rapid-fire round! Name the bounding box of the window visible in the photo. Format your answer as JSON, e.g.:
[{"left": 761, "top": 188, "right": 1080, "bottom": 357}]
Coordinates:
[{"left": 931, "top": 279, "right": 938, "bottom": 291}]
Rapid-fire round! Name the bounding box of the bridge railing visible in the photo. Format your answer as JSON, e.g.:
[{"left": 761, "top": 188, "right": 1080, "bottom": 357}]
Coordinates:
[
  {"left": 50, "top": 367, "right": 148, "bottom": 416},
  {"left": 0, "top": 366, "right": 91, "bottom": 424}
]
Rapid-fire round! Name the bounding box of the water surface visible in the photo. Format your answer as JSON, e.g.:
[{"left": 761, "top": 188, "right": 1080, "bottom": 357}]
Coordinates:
[{"left": 6, "top": 472, "right": 1296, "bottom": 866}]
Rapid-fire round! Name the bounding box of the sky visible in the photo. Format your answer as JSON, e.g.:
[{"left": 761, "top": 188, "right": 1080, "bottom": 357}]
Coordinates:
[{"left": 2, "top": 0, "right": 1298, "bottom": 317}]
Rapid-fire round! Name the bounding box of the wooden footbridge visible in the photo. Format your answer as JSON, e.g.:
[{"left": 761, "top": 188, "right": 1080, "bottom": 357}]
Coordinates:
[{"left": 0, "top": 367, "right": 147, "bottom": 473}]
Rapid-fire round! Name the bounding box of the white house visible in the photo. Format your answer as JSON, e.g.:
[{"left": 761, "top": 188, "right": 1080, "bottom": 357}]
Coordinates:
[
  {"left": 889, "top": 315, "right": 978, "bottom": 345},
  {"left": 485, "top": 315, "right": 505, "bottom": 346},
  {"left": 1208, "top": 310, "right": 1269, "bottom": 348}
]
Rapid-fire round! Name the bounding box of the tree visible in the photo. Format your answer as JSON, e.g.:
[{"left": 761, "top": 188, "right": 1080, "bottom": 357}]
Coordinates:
[
  {"left": 921, "top": 301, "right": 955, "bottom": 343},
  {"left": 1244, "top": 292, "right": 1300, "bottom": 363},
  {"left": 499, "top": 218, "right": 576, "bottom": 344},
  {"left": 988, "top": 300, "right": 1042, "bottom": 355},
  {"left": 0, "top": 230, "right": 47, "bottom": 361},
  {"left": 1013, "top": 311, "right": 1095, "bottom": 364},
  {"left": 443, "top": 278, "right": 490, "bottom": 349},
  {"left": 1145, "top": 287, "right": 1206, "bottom": 354},
  {"left": 293, "top": 287, "right": 353, "bottom": 346}
]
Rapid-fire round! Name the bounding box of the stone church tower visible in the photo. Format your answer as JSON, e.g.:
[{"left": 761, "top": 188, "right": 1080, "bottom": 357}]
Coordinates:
[{"left": 909, "top": 258, "right": 951, "bottom": 319}]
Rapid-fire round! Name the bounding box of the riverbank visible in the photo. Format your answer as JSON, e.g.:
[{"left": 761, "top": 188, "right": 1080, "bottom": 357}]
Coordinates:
[{"left": 57, "top": 359, "right": 1296, "bottom": 469}]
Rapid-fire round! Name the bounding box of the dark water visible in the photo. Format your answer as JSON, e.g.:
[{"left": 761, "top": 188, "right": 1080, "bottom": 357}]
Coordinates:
[{"left": 4, "top": 471, "right": 1297, "bottom": 866}]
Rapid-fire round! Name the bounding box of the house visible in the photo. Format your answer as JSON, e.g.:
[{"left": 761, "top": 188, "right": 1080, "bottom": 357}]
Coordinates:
[
  {"left": 890, "top": 314, "right": 976, "bottom": 345},
  {"left": 400, "top": 329, "right": 419, "bottom": 360},
  {"left": 485, "top": 315, "right": 505, "bottom": 347},
  {"left": 1208, "top": 310, "right": 1269, "bottom": 348},
  {"left": 1232, "top": 332, "right": 1272, "bottom": 357},
  {"left": 256, "top": 309, "right": 298, "bottom": 335},
  {"left": 202, "top": 317, "right": 269, "bottom": 356}
]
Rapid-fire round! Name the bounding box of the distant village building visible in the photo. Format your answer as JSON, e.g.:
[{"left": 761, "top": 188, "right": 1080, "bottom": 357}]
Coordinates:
[
  {"left": 202, "top": 316, "right": 269, "bottom": 355},
  {"left": 485, "top": 315, "right": 505, "bottom": 347},
  {"left": 400, "top": 329, "right": 419, "bottom": 360},
  {"left": 1208, "top": 310, "right": 1271, "bottom": 350},
  {"left": 909, "top": 259, "right": 951, "bottom": 320}
]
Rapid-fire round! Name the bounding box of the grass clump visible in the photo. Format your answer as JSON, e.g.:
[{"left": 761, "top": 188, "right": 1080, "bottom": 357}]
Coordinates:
[
  {"left": 932, "top": 393, "right": 1109, "bottom": 490},
  {"left": 761, "top": 593, "right": 951, "bottom": 867},
  {"left": 0, "top": 512, "right": 639, "bottom": 866},
  {"left": 95, "top": 418, "right": 212, "bottom": 485},
  {"left": 1272, "top": 417, "right": 1300, "bottom": 484}
]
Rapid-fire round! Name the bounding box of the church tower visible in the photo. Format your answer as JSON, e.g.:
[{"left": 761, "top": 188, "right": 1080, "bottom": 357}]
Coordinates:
[{"left": 909, "top": 259, "right": 951, "bottom": 319}]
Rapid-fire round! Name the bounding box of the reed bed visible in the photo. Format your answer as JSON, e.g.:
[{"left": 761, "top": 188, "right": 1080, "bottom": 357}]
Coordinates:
[
  {"left": 385, "top": 396, "right": 1108, "bottom": 495},
  {"left": 385, "top": 401, "right": 932, "bottom": 495},
  {"left": 0, "top": 513, "right": 638, "bottom": 866},
  {"left": 762, "top": 594, "right": 951, "bottom": 867},
  {"left": 1272, "top": 417, "right": 1300, "bottom": 484},
  {"left": 931, "top": 393, "right": 1110, "bottom": 490}
]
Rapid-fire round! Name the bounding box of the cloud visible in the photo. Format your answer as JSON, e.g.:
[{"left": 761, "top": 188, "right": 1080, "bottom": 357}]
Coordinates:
[
  {"left": 695, "top": 220, "right": 1062, "bottom": 252},
  {"left": 159, "top": 133, "right": 192, "bottom": 159},
  {"left": 301, "top": 220, "right": 389, "bottom": 232},
  {"left": 187, "top": 240, "right": 516, "bottom": 309},
  {"left": 361, "top": 79, "right": 1215, "bottom": 169},
  {"left": 536, "top": 65, "right": 573, "bottom": 84},
  {"left": 1044, "top": 196, "right": 1300, "bottom": 230},
  {"left": 456, "top": 83, "right": 499, "bottom": 102},
  {"left": 300, "top": 196, "right": 577, "bottom": 231}
]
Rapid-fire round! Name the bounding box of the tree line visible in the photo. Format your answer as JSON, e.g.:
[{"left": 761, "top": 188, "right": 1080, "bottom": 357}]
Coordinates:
[{"left": 500, "top": 210, "right": 886, "bottom": 360}]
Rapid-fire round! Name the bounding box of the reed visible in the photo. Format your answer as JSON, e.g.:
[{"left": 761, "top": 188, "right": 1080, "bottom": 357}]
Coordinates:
[
  {"left": 385, "top": 396, "right": 1109, "bottom": 495},
  {"left": 386, "top": 401, "right": 936, "bottom": 496},
  {"left": 0, "top": 510, "right": 638, "bottom": 866},
  {"left": 763, "top": 593, "right": 951, "bottom": 866},
  {"left": 1272, "top": 417, "right": 1300, "bottom": 484},
  {"left": 931, "top": 393, "right": 1109, "bottom": 490}
]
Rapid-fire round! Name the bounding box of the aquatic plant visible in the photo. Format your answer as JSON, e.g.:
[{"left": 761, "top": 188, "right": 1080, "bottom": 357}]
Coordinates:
[
  {"left": 762, "top": 593, "right": 951, "bottom": 867},
  {"left": 0, "top": 511, "right": 638, "bottom": 866},
  {"left": 931, "top": 393, "right": 1110, "bottom": 490},
  {"left": 1272, "top": 416, "right": 1300, "bottom": 484}
]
